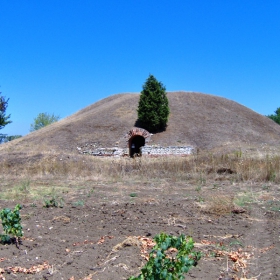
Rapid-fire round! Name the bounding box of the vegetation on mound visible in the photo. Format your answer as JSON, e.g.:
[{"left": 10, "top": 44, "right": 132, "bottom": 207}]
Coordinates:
[
  {"left": 30, "top": 112, "right": 60, "bottom": 132},
  {"left": 137, "top": 75, "right": 169, "bottom": 132},
  {"left": 1, "top": 92, "right": 280, "bottom": 152},
  {"left": 267, "top": 107, "right": 280, "bottom": 125}
]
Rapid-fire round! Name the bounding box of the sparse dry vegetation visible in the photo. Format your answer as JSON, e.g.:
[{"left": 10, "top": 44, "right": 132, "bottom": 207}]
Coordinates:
[
  {"left": 204, "top": 194, "right": 234, "bottom": 215},
  {"left": 1, "top": 149, "right": 280, "bottom": 185}
]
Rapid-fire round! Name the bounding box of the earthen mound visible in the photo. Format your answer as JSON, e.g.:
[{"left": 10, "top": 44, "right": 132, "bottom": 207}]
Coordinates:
[{"left": 1, "top": 91, "right": 280, "bottom": 154}]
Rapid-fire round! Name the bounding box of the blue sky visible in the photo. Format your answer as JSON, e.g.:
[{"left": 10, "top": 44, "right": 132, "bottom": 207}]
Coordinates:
[{"left": 1, "top": 0, "right": 279, "bottom": 136}]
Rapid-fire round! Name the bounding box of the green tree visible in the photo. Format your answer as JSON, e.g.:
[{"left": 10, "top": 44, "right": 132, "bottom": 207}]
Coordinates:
[
  {"left": 0, "top": 92, "right": 12, "bottom": 130},
  {"left": 0, "top": 135, "right": 22, "bottom": 144},
  {"left": 137, "top": 74, "right": 170, "bottom": 132},
  {"left": 30, "top": 112, "right": 60, "bottom": 132},
  {"left": 267, "top": 107, "right": 280, "bottom": 125},
  {"left": 6, "top": 135, "right": 22, "bottom": 141}
]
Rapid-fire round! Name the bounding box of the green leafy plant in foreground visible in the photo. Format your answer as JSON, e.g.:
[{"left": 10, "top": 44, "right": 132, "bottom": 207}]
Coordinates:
[
  {"left": 0, "top": 204, "right": 23, "bottom": 246},
  {"left": 129, "top": 233, "right": 201, "bottom": 280}
]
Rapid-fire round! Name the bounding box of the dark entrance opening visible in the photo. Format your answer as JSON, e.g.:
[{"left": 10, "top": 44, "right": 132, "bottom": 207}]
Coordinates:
[{"left": 129, "top": 135, "right": 145, "bottom": 157}]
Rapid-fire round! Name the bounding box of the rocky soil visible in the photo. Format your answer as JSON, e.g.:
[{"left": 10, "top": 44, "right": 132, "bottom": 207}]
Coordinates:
[{"left": 0, "top": 181, "right": 279, "bottom": 280}]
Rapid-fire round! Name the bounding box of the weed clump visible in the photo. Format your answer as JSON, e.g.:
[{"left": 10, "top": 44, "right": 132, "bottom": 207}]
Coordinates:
[{"left": 205, "top": 195, "right": 234, "bottom": 215}]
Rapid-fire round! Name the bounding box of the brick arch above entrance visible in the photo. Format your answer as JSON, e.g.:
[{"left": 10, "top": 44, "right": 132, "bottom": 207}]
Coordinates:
[
  {"left": 125, "top": 127, "right": 151, "bottom": 157},
  {"left": 125, "top": 127, "right": 151, "bottom": 143}
]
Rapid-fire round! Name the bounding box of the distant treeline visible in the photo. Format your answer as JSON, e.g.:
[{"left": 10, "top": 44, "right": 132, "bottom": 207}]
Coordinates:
[{"left": 0, "top": 134, "right": 22, "bottom": 144}]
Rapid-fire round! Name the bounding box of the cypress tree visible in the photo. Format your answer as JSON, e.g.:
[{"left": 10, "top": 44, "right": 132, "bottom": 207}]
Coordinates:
[{"left": 137, "top": 74, "right": 169, "bottom": 132}]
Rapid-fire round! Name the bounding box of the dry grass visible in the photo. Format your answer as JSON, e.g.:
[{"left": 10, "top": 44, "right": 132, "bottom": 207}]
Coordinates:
[
  {"left": 1, "top": 149, "right": 280, "bottom": 185},
  {"left": 0, "top": 178, "right": 69, "bottom": 202},
  {"left": 204, "top": 194, "right": 234, "bottom": 215}
]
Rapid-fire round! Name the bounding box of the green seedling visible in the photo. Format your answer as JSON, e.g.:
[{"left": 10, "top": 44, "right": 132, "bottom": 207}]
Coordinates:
[
  {"left": 72, "top": 200, "right": 84, "bottom": 207},
  {"left": 229, "top": 240, "right": 243, "bottom": 247},
  {"left": 130, "top": 193, "right": 138, "bottom": 197},
  {"left": 44, "top": 197, "right": 64, "bottom": 208},
  {"left": 87, "top": 188, "right": 95, "bottom": 197},
  {"left": 129, "top": 232, "right": 201, "bottom": 280},
  {"left": 0, "top": 204, "right": 23, "bottom": 247}
]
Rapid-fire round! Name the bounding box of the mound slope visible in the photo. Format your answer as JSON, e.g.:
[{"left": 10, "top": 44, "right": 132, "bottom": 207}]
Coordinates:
[{"left": 1, "top": 91, "right": 280, "bottom": 154}]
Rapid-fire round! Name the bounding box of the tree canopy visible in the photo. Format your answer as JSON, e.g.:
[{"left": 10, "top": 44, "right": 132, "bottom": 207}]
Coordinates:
[
  {"left": 267, "top": 107, "right": 280, "bottom": 125},
  {"left": 137, "top": 74, "right": 169, "bottom": 132},
  {"left": 0, "top": 92, "right": 12, "bottom": 130},
  {"left": 30, "top": 112, "right": 60, "bottom": 132},
  {"left": 0, "top": 134, "right": 22, "bottom": 144}
]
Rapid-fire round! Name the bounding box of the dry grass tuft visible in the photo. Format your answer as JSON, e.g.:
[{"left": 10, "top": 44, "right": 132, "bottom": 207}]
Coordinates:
[{"left": 204, "top": 194, "right": 234, "bottom": 215}]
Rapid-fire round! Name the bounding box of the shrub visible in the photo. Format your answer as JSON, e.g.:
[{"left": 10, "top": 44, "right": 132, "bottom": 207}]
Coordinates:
[
  {"left": 43, "top": 188, "right": 64, "bottom": 208},
  {"left": 129, "top": 232, "right": 201, "bottom": 280},
  {"left": 0, "top": 204, "right": 23, "bottom": 247}
]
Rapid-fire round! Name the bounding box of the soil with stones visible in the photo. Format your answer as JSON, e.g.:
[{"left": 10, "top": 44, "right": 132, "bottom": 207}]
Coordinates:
[{"left": 0, "top": 182, "right": 279, "bottom": 280}]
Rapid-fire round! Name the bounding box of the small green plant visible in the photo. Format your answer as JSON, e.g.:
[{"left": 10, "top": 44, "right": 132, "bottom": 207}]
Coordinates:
[
  {"left": 234, "top": 149, "right": 242, "bottom": 158},
  {"left": 234, "top": 192, "right": 255, "bottom": 207},
  {"left": 129, "top": 233, "right": 201, "bottom": 280},
  {"left": 44, "top": 197, "right": 64, "bottom": 208},
  {"left": 72, "top": 200, "right": 84, "bottom": 207},
  {"left": 130, "top": 193, "right": 138, "bottom": 197},
  {"left": 229, "top": 240, "right": 243, "bottom": 247},
  {"left": 0, "top": 204, "right": 23, "bottom": 247},
  {"left": 87, "top": 187, "right": 95, "bottom": 197},
  {"left": 216, "top": 242, "right": 227, "bottom": 251},
  {"left": 262, "top": 185, "right": 270, "bottom": 190},
  {"left": 266, "top": 200, "right": 280, "bottom": 212},
  {"left": 212, "top": 184, "right": 219, "bottom": 190},
  {"left": 43, "top": 188, "right": 64, "bottom": 208},
  {"left": 195, "top": 196, "right": 204, "bottom": 203}
]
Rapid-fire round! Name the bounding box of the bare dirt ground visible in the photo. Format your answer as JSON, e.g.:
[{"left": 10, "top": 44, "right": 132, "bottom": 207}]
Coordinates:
[{"left": 0, "top": 179, "right": 279, "bottom": 280}]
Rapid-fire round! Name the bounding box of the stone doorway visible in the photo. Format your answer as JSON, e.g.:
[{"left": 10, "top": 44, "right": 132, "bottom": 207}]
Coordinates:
[
  {"left": 129, "top": 135, "right": 145, "bottom": 157},
  {"left": 126, "top": 127, "right": 151, "bottom": 157}
]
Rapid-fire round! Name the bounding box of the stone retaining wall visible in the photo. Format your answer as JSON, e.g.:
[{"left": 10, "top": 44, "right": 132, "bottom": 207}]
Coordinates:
[
  {"left": 78, "top": 145, "right": 194, "bottom": 157},
  {"left": 141, "top": 145, "right": 194, "bottom": 155}
]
